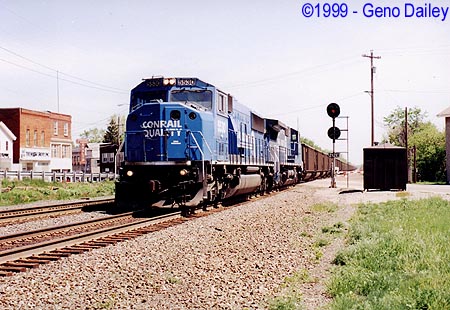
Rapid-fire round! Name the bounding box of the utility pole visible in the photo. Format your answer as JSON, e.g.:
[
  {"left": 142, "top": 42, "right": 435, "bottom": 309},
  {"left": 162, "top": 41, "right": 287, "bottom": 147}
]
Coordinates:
[{"left": 363, "top": 50, "right": 381, "bottom": 146}]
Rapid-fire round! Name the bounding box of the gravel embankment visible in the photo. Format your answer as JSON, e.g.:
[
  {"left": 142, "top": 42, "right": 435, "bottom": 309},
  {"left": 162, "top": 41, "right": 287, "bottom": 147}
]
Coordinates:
[{"left": 0, "top": 176, "right": 448, "bottom": 309}]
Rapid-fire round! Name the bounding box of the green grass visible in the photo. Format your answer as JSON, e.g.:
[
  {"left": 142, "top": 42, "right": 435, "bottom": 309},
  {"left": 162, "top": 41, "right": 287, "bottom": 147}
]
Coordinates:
[
  {"left": 327, "top": 197, "right": 450, "bottom": 310},
  {"left": 268, "top": 270, "right": 310, "bottom": 310},
  {"left": 0, "top": 178, "right": 115, "bottom": 206},
  {"left": 312, "top": 202, "right": 339, "bottom": 213}
]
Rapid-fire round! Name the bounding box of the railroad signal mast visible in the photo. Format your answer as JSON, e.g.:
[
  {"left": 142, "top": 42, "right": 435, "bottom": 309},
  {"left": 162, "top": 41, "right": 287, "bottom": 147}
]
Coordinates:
[{"left": 327, "top": 103, "right": 340, "bottom": 188}]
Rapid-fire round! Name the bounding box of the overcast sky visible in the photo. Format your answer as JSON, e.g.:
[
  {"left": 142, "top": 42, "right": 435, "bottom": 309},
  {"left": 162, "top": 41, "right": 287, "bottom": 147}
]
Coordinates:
[{"left": 1, "top": 0, "right": 449, "bottom": 164}]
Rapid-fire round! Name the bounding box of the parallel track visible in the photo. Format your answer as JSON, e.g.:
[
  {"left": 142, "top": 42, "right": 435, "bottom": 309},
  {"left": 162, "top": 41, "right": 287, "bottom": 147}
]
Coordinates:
[
  {"left": 0, "top": 211, "right": 186, "bottom": 276},
  {"left": 0, "top": 184, "right": 305, "bottom": 277},
  {"left": 0, "top": 205, "right": 235, "bottom": 276},
  {"left": 0, "top": 198, "right": 114, "bottom": 225}
]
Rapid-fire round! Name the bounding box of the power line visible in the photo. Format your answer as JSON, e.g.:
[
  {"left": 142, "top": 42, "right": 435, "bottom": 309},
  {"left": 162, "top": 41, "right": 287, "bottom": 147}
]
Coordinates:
[
  {"left": 380, "top": 89, "right": 450, "bottom": 94},
  {"left": 225, "top": 56, "right": 360, "bottom": 89},
  {"left": 0, "top": 45, "right": 128, "bottom": 93},
  {"left": 0, "top": 57, "right": 128, "bottom": 94}
]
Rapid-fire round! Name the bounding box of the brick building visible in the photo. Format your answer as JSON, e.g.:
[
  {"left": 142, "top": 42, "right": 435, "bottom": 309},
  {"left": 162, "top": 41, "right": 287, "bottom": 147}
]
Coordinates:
[
  {"left": 0, "top": 108, "right": 72, "bottom": 172},
  {"left": 72, "top": 140, "right": 102, "bottom": 173}
]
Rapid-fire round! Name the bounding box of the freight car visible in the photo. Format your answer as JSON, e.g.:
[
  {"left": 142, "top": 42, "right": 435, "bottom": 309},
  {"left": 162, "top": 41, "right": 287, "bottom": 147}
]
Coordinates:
[
  {"left": 115, "top": 77, "right": 348, "bottom": 212},
  {"left": 301, "top": 144, "right": 332, "bottom": 181}
]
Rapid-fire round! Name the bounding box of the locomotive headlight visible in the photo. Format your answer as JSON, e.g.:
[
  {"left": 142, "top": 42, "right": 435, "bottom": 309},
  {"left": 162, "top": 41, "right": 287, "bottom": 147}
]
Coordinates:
[
  {"left": 126, "top": 170, "right": 134, "bottom": 177},
  {"left": 163, "top": 78, "right": 176, "bottom": 86},
  {"left": 179, "top": 169, "right": 188, "bottom": 176}
]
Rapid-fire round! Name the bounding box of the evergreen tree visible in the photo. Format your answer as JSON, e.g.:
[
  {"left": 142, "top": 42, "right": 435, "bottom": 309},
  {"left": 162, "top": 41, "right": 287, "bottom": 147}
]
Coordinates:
[{"left": 103, "top": 117, "right": 120, "bottom": 145}]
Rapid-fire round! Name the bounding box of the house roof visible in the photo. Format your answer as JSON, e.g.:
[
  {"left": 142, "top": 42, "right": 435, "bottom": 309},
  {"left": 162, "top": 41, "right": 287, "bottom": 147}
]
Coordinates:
[
  {"left": 437, "top": 106, "right": 450, "bottom": 117},
  {"left": 0, "top": 121, "right": 17, "bottom": 140}
]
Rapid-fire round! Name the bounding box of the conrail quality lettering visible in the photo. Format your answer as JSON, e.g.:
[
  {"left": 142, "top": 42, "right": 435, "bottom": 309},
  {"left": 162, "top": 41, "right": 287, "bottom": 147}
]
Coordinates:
[{"left": 140, "top": 120, "right": 183, "bottom": 138}]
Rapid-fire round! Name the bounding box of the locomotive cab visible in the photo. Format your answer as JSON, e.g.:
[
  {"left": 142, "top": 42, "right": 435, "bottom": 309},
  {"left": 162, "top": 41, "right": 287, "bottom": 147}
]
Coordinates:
[{"left": 116, "top": 78, "right": 215, "bottom": 210}]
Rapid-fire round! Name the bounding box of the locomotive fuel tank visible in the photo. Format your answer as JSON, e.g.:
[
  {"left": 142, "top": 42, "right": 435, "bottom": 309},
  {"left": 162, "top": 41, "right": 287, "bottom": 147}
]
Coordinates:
[{"left": 223, "top": 174, "right": 262, "bottom": 199}]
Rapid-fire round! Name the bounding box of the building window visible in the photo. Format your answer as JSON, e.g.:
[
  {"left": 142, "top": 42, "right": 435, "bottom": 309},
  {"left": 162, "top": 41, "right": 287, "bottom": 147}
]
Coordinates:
[
  {"left": 109, "top": 153, "right": 115, "bottom": 163},
  {"left": 62, "top": 145, "right": 71, "bottom": 158},
  {"left": 26, "top": 129, "right": 30, "bottom": 147},
  {"left": 41, "top": 131, "right": 45, "bottom": 147},
  {"left": 53, "top": 121, "right": 58, "bottom": 135},
  {"left": 63, "top": 123, "right": 68, "bottom": 136},
  {"left": 5, "top": 141, "right": 8, "bottom": 151},
  {"left": 51, "top": 144, "right": 62, "bottom": 158},
  {"left": 33, "top": 130, "right": 38, "bottom": 146},
  {"left": 102, "top": 153, "right": 108, "bottom": 163}
]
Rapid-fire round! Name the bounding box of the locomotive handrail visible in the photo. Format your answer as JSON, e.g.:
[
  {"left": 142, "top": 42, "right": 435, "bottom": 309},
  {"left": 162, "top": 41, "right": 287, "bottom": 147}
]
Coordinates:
[
  {"left": 195, "top": 131, "right": 213, "bottom": 158},
  {"left": 188, "top": 131, "right": 212, "bottom": 199}
]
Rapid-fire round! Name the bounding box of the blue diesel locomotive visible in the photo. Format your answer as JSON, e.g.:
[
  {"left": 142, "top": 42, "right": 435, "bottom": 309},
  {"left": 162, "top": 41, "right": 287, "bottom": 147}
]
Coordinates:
[{"left": 115, "top": 77, "right": 303, "bottom": 210}]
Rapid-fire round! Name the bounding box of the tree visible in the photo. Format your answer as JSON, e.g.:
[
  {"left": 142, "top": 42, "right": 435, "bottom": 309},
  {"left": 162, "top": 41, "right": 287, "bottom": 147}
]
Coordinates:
[
  {"left": 409, "top": 122, "right": 446, "bottom": 182},
  {"left": 383, "top": 107, "right": 446, "bottom": 182},
  {"left": 103, "top": 116, "right": 120, "bottom": 146},
  {"left": 80, "top": 128, "right": 105, "bottom": 143},
  {"left": 383, "top": 106, "right": 427, "bottom": 147}
]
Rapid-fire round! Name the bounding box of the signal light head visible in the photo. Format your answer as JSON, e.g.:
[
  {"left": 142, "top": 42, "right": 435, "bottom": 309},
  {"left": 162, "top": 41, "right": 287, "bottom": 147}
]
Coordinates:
[
  {"left": 327, "top": 103, "right": 340, "bottom": 118},
  {"left": 328, "top": 126, "right": 341, "bottom": 141}
]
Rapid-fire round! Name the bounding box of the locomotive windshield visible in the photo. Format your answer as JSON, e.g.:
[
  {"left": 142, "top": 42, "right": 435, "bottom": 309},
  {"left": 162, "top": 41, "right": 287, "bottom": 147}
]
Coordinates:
[
  {"left": 131, "top": 91, "right": 168, "bottom": 110},
  {"left": 170, "top": 89, "right": 212, "bottom": 110}
]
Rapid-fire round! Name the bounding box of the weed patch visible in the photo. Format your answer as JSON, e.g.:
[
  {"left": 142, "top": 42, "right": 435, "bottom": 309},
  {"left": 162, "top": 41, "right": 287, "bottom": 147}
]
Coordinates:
[
  {"left": 0, "top": 179, "right": 115, "bottom": 206},
  {"left": 328, "top": 197, "right": 450, "bottom": 310}
]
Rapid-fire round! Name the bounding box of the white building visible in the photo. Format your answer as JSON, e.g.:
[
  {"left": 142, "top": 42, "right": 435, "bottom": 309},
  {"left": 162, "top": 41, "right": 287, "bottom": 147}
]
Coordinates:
[{"left": 0, "top": 121, "right": 17, "bottom": 171}]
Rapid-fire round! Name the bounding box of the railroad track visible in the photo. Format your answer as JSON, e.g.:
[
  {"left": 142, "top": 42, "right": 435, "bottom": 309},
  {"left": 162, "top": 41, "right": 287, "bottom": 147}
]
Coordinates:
[
  {"left": 0, "top": 187, "right": 296, "bottom": 277},
  {"left": 0, "top": 210, "right": 187, "bottom": 276},
  {"left": 0, "top": 197, "right": 115, "bottom": 225},
  {"left": 0, "top": 205, "right": 234, "bottom": 276}
]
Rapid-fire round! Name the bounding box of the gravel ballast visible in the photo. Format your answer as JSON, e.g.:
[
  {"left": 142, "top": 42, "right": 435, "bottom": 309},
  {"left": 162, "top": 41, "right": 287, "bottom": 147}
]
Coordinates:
[{"left": 0, "top": 175, "right": 447, "bottom": 309}]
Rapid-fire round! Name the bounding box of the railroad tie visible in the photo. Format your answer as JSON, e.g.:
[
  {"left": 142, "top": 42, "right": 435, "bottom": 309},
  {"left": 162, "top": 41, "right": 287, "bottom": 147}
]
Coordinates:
[
  {"left": 0, "top": 270, "right": 13, "bottom": 277},
  {"left": 57, "top": 248, "right": 87, "bottom": 254},
  {"left": 49, "top": 250, "right": 73, "bottom": 257},
  {"left": 0, "top": 265, "right": 26, "bottom": 273},
  {"left": 72, "top": 244, "right": 104, "bottom": 249},
  {"left": 32, "top": 254, "right": 63, "bottom": 261},
  {"left": 2, "top": 261, "right": 40, "bottom": 269},
  {"left": 16, "top": 258, "right": 51, "bottom": 265},
  {"left": 84, "top": 242, "right": 113, "bottom": 247}
]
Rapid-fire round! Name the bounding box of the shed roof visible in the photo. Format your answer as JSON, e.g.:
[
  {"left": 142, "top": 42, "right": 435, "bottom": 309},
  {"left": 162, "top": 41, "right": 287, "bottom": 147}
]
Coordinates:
[
  {"left": 364, "top": 143, "right": 405, "bottom": 150},
  {"left": 437, "top": 106, "right": 450, "bottom": 117}
]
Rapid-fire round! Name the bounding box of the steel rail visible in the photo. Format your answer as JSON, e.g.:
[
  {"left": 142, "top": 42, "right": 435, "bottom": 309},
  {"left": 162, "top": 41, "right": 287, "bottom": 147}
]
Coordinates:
[
  {"left": 0, "top": 197, "right": 114, "bottom": 223},
  {"left": 0, "top": 211, "right": 136, "bottom": 245},
  {"left": 0, "top": 211, "right": 182, "bottom": 265}
]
